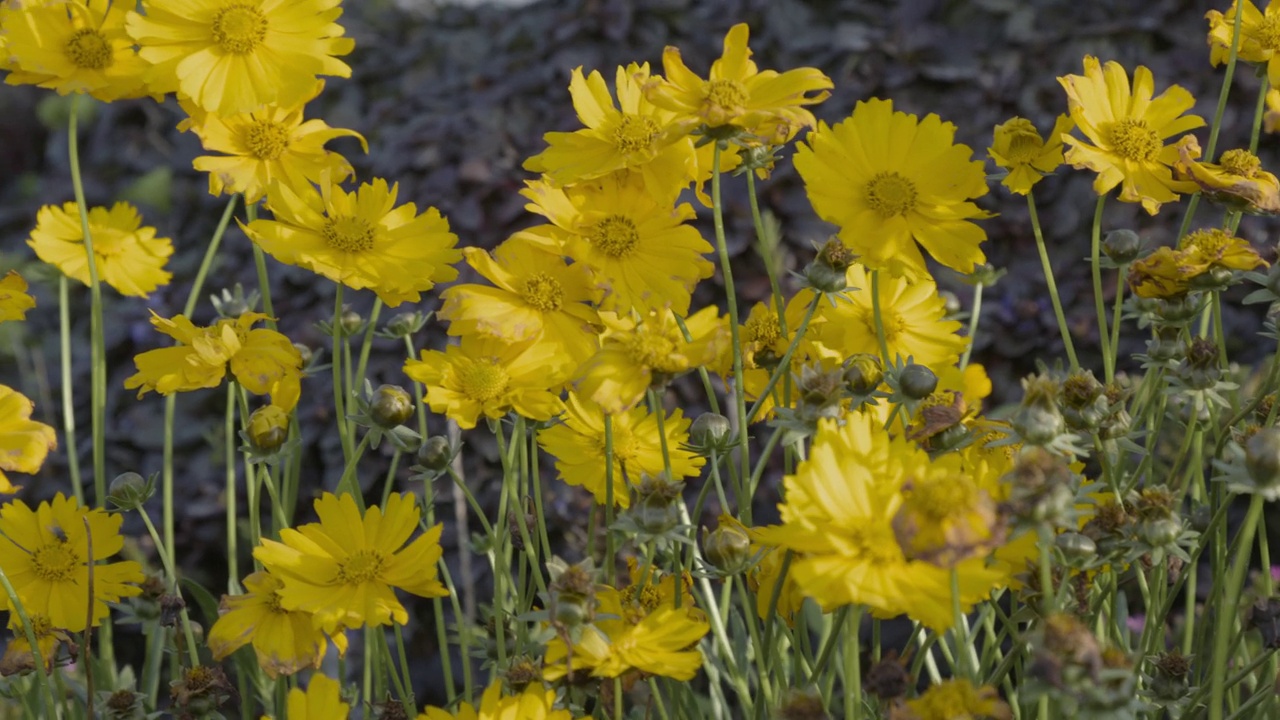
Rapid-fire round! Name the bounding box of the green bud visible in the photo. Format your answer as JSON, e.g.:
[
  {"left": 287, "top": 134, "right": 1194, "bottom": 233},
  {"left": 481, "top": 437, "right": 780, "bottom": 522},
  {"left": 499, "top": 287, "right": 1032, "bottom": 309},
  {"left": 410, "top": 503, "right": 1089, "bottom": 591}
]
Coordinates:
[
  {"left": 246, "top": 405, "right": 289, "bottom": 453},
  {"left": 802, "top": 261, "right": 849, "bottom": 294},
  {"left": 385, "top": 311, "right": 427, "bottom": 338},
  {"left": 340, "top": 308, "right": 363, "bottom": 335},
  {"left": 689, "top": 412, "right": 732, "bottom": 453},
  {"left": 107, "top": 472, "right": 153, "bottom": 511},
  {"left": 843, "top": 353, "right": 884, "bottom": 395},
  {"left": 370, "top": 384, "right": 415, "bottom": 428},
  {"left": 898, "top": 363, "right": 938, "bottom": 400},
  {"left": 292, "top": 342, "right": 313, "bottom": 365},
  {"left": 417, "top": 436, "right": 454, "bottom": 472},
  {"left": 1102, "top": 229, "right": 1141, "bottom": 263},
  {"left": 1246, "top": 428, "right": 1280, "bottom": 491},
  {"left": 1056, "top": 532, "right": 1097, "bottom": 564},
  {"left": 702, "top": 522, "right": 753, "bottom": 575},
  {"left": 1138, "top": 517, "right": 1182, "bottom": 548}
]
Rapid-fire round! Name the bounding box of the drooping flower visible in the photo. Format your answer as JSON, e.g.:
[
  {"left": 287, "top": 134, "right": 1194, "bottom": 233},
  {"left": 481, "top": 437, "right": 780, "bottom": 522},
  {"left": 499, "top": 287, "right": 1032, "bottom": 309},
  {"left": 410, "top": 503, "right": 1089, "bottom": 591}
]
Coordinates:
[
  {"left": 417, "top": 680, "right": 574, "bottom": 720},
  {"left": 28, "top": 202, "right": 173, "bottom": 298},
  {"left": 795, "top": 98, "right": 992, "bottom": 280},
  {"left": 244, "top": 177, "right": 461, "bottom": 307},
  {"left": 1207, "top": 1, "right": 1280, "bottom": 90},
  {"left": 1128, "top": 227, "right": 1268, "bottom": 298},
  {"left": 0, "top": 494, "right": 144, "bottom": 632},
  {"left": 1172, "top": 135, "right": 1280, "bottom": 214},
  {"left": 988, "top": 115, "right": 1074, "bottom": 195},
  {"left": 1057, "top": 56, "right": 1205, "bottom": 215},
  {"left": 2, "top": 0, "right": 150, "bottom": 101},
  {"left": 0, "top": 271, "right": 35, "bottom": 324},
  {"left": 254, "top": 492, "right": 449, "bottom": 633},
  {"left": 270, "top": 674, "right": 349, "bottom": 720},
  {"left": 126, "top": 0, "right": 355, "bottom": 114},
  {"left": 0, "top": 384, "right": 58, "bottom": 494},
  {"left": 0, "top": 613, "right": 71, "bottom": 676},
  {"left": 207, "top": 571, "right": 347, "bottom": 678}
]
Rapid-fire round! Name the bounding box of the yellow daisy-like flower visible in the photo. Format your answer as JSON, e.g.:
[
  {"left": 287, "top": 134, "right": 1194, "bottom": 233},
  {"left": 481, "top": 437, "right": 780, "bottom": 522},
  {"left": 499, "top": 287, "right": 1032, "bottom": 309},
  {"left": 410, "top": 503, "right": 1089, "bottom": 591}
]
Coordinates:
[
  {"left": 1128, "top": 227, "right": 1268, "bottom": 298},
  {"left": 641, "top": 23, "right": 832, "bottom": 140},
  {"left": 538, "top": 391, "right": 705, "bottom": 507},
  {"left": 124, "top": 311, "right": 303, "bottom": 410},
  {"left": 207, "top": 571, "right": 347, "bottom": 679},
  {"left": 0, "top": 384, "right": 58, "bottom": 494},
  {"left": 1057, "top": 56, "right": 1205, "bottom": 215},
  {"left": 417, "top": 680, "right": 574, "bottom": 720},
  {"left": 439, "top": 234, "right": 602, "bottom": 368},
  {"left": 254, "top": 492, "right": 449, "bottom": 633},
  {"left": 264, "top": 674, "right": 349, "bottom": 720},
  {"left": 244, "top": 177, "right": 461, "bottom": 307},
  {"left": 713, "top": 294, "right": 823, "bottom": 422},
  {"left": 523, "top": 173, "right": 713, "bottom": 315},
  {"left": 988, "top": 115, "right": 1074, "bottom": 195},
  {"left": 126, "top": 0, "right": 355, "bottom": 114},
  {"left": 795, "top": 98, "right": 992, "bottom": 280},
  {"left": 891, "top": 451, "right": 1002, "bottom": 568},
  {"left": 1207, "top": 1, "right": 1280, "bottom": 90},
  {"left": 404, "top": 335, "right": 567, "bottom": 431},
  {"left": 0, "top": 613, "right": 71, "bottom": 676},
  {"left": 898, "top": 679, "right": 1012, "bottom": 720},
  {"left": 1172, "top": 136, "right": 1280, "bottom": 214},
  {"left": 1265, "top": 88, "right": 1280, "bottom": 133},
  {"left": 28, "top": 201, "right": 173, "bottom": 298},
  {"left": 2, "top": 0, "right": 150, "bottom": 101},
  {"left": 0, "top": 494, "right": 144, "bottom": 632},
  {"left": 0, "top": 271, "right": 35, "bottom": 324},
  {"left": 180, "top": 85, "right": 367, "bottom": 204}
]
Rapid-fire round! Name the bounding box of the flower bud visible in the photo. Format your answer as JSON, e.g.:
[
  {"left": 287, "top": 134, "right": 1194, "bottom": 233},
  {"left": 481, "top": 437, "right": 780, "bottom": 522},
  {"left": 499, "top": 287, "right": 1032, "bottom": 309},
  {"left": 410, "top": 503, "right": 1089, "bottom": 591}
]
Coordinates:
[
  {"left": 689, "top": 412, "right": 732, "bottom": 453},
  {"left": 702, "top": 521, "right": 753, "bottom": 575},
  {"left": 898, "top": 362, "right": 938, "bottom": 400},
  {"left": 843, "top": 353, "right": 883, "bottom": 396},
  {"left": 1011, "top": 375, "right": 1064, "bottom": 446},
  {"left": 340, "top": 308, "right": 363, "bottom": 335},
  {"left": 801, "top": 261, "right": 849, "bottom": 294},
  {"left": 370, "top": 384, "right": 415, "bottom": 428},
  {"left": 385, "top": 311, "right": 427, "bottom": 338},
  {"left": 815, "top": 237, "right": 855, "bottom": 273},
  {"left": 417, "top": 436, "right": 454, "bottom": 472},
  {"left": 107, "top": 472, "right": 153, "bottom": 511},
  {"left": 1177, "top": 337, "right": 1221, "bottom": 389},
  {"left": 1055, "top": 531, "right": 1097, "bottom": 565},
  {"left": 1138, "top": 517, "right": 1182, "bottom": 548},
  {"left": 292, "top": 342, "right": 313, "bottom": 365},
  {"left": 246, "top": 405, "right": 289, "bottom": 453},
  {"left": 1102, "top": 228, "right": 1141, "bottom": 263},
  {"left": 1246, "top": 427, "right": 1280, "bottom": 491}
]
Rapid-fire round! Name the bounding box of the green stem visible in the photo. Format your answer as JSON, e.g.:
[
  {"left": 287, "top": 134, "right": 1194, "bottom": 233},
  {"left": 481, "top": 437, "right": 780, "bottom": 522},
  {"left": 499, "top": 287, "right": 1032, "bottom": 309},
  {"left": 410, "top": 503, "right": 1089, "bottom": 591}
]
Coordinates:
[
  {"left": 959, "top": 282, "right": 984, "bottom": 370},
  {"left": 0, "top": 567, "right": 57, "bottom": 716},
  {"left": 1026, "top": 192, "right": 1079, "bottom": 369},
  {"left": 1088, "top": 197, "right": 1112, "bottom": 382},
  {"left": 604, "top": 414, "right": 616, "bottom": 584},
  {"left": 1251, "top": 77, "right": 1272, "bottom": 155},
  {"left": 844, "top": 607, "right": 862, "bottom": 720},
  {"left": 1210, "top": 495, "right": 1265, "bottom": 720},
  {"left": 354, "top": 299, "right": 384, "bottom": 392},
  {"left": 225, "top": 383, "right": 238, "bottom": 590},
  {"left": 745, "top": 293, "right": 821, "bottom": 425},
  {"left": 870, "top": 270, "right": 892, "bottom": 365},
  {"left": 136, "top": 506, "right": 201, "bottom": 668},
  {"left": 332, "top": 285, "right": 354, "bottom": 462},
  {"left": 58, "top": 276, "right": 83, "bottom": 505},
  {"left": 245, "top": 202, "right": 275, "bottom": 327}
]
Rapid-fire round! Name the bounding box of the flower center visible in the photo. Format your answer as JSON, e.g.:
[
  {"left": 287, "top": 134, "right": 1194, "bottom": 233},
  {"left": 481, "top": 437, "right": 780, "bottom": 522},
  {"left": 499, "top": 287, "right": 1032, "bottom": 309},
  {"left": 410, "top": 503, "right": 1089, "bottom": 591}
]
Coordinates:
[
  {"left": 904, "top": 475, "right": 977, "bottom": 523},
  {"left": 322, "top": 216, "right": 376, "bottom": 253},
  {"left": 1108, "top": 118, "right": 1162, "bottom": 163},
  {"left": 336, "top": 549, "right": 386, "bottom": 584},
  {"left": 846, "top": 525, "right": 900, "bottom": 564},
  {"left": 212, "top": 4, "right": 269, "bottom": 55},
  {"left": 64, "top": 28, "right": 113, "bottom": 70},
  {"left": 623, "top": 331, "right": 682, "bottom": 373},
  {"left": 265, "top": 590, "right": 287, "bottom": 613},
  {"left": 29, "top": 615, "right": 53, "bottom": 637},
  {"left": 588, "top": 215, "right": 640, "bottom": 259},
  {"left": 522, "top": 273, "right": 563, "bottom": 312},
  {"left": 1258, "top": 14, "right": 1280, "bottom": 51},
  {"left": 865, "top": 171, "right": 918, "bottom": 218},
  {"left": 1218, "top": 149, "right": 1262, "bottom": 177},
  {"left": 704, "top": 79, "right": 748, "bottom": 118},
  {"left": 859, "top": 307, "right": 906, "bottom": 344},
  {"left": 1180, "top": 228, "right": 1232, "bottom": 258},
  {"left": 245, "top": 120, "right": 290, "bottom": 160},
  {"left": 613, "top": 114, "right": 660, "bottom": 153},
  {"left": 460, "top": 359, "right": 509, "bottom": 403},
  {"left": 744, "top": 310, "right": 781, "bottom": 346},
  {"left": 1004, "top": 130, "right": 1045, "bottom": 165},
  {"left": 32, "top": 541, "right": 79, "bottom": 582}
]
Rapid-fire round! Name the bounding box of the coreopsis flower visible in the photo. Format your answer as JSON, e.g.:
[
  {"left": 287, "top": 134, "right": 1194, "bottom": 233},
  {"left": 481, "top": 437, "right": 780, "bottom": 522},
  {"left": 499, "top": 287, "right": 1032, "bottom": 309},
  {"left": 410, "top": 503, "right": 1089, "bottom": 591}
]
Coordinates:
[
  {"left": 438, "top": 235, "right": 602, "bottom": 367},
  {"left": 1173, "top": 136, "right": 1280, "bottom": 214},
  {"left": 1058, "top": 56, "right": 1205, "bottom": 215},
  {"left": 1128, "top": 227, "right": 1268, "bottom": 298},
  {"left": 244, "top": 177, "right": 461, "bottom": 307},
  {"left": 126, "top": 0, "right": 355, "bottom": 114},
  {"left": 207, "top": 571, "right": 347, "bottom": 678},
  {"left": 1208, "top": 1, "right": 1280, "bottom": 90},
  {"left": 0, "top": 613, "right": 71, "bottom": 676},
  {"left": 272, "top": 674, "right": 349, "bottom": 720},
  {"left": 180, "top": 84, "right": 367, "bottom": 204},
  {"left": 795, "top": 98, "right": 992, "bottom": 280},
  {"left": 124, "top": 311, "right": 303, "bottom": 410},
  {"left": 574, "top": 306, "right": 726, "bottom": 414},
  {"left": 404, "top": 335, "right": 567, "bottom": 430},
  {"left": 0, "top": 494, "right": 143, "bottom": 632},
  {"left": 28, "top": 201, "right": 173, "bottom": 298},
  {"left": 891, "top": 679, "right": 1012, "bottom": 720},
  {"left": 0, "top": 384, "right": 57, "bottom": 494},
  {"left": 1266, "top": 88, "right": 1280, "bottom": 133},
  {"left": 418, "top": 680, "right": 574, "bottom": 720},
  {"left": 0, "top": 271, "right": 35, "bottom": 324},
  {"left": 538, "top": 392, "right": 705, "bottom": 507},
  {"left": 522, "top": 174, "right": 713, "bottom": 315},
  {"left": 1, "top": 0, "right": 150, "bottom": 101},
  {"left": 713, "top": 295, "right": 825, "bottom": 421},
  {"left": 641, "top": 22, "right": 832, "bottom": 141},
  {"left": 988, "top": 115, "right": 1074, "bottom": 195},
  {"left": 254, "top": 492, "right": 449, "bottom": 632},
  {"left": 892, "top": 451, "right": 1003, "bottom": 567}
]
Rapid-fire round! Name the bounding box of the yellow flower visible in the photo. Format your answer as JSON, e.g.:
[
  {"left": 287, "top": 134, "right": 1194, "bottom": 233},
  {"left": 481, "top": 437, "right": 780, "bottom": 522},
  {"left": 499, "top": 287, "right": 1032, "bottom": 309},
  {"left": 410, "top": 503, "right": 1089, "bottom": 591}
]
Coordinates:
[
  {"left": 892, "top": 451, "right": 1003, "bottom": 568},
  {"left": 713, "top": 295, "right": 825, "bottom": 422},
  {"left": 1058, "top": 56, "right": 1205, "bottom": 215},
  {"left": 641, "top": 23, "right": 832, "bottom": 140},
  {"left": 254, "top": 492, "right": 449, "bottom": 633},
  {"left": 0, "top": 613, "right": 71, "bottom": 676},
  {"left": 404, "top": 335, "right": 567, "bottom": 430},
  {"left": 0, "top": 271, "right": 35, "bottom": 324},
  {"left": 1128, "top": 227, "right": 1268, "bottom": 298},
  {"left": 124, "top": 311, "right": 303, "bottom": 410},
  {"left": 244, "top": 177, "right": 461, "bottom": 307},
  {"left": 28, "top": 202, "right": 173, "bottom": 298},
  {"left": 1207, "top": 1, "right": 1280, "bottom": 90},
  {"left": 538, "top": 391, "right": 705, "bottom": 507},
  {"left": 180, "top": 84, "right": 367, "bottom": 204},
  {"left": 1, "top": 0, "right": 150, "bottom": 101},
  {"left": 1172, "top": 136, "right": 1280, "bottom": 214},
  {"left": 207, "top": 571, "right": 347, "bottom": 678},
  {"left": 988, "top": 115, "right": 1074, "bottom": 195},
  {"left": 417, "top": 680, "right": 574, "bottom": 720},
  {"left": 0, "top": 384, "right": 57, "bottom": 494},
  {"left": 1265, "top": 88, "right": 1280, "bottom": 133},
  {"left": 126, "top": 0, "right": 355, "bottom": 114},
  {"left": 795, "top": 98, "right": 992, "bottom": 280},
  {"left": 439, "top": 234, "right": 602, "bottom": 368},
  {"left": 265, "top": 674, "right": 349, "bottom": 720},
  {"left": 0, "top": 494, "right": 143, "bottom": 632},
  {"left": 523, "top": 173, "right": 713, "bottom": 315},
  {"left": 895, "top": 679, "right": 1012, "bottom": 720},
  {"left": 574, "top": 306, "right": 726, "bottom": 414}
]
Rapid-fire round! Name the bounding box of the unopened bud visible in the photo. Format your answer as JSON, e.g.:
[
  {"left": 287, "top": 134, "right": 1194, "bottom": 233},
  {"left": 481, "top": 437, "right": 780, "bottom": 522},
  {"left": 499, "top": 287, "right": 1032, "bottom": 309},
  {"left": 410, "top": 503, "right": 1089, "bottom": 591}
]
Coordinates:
[
  {"left": 246, "top": 405, "right": 289, "bottom": 453},
  {"left": 1246, "top": 427, "right": 1280, "bottom": 490},
  {"left": 702, "top": 521, "right": 753, "bottom": 575},
  {"left": 108, "top": 472, "right": 153, "bottom": 511},
  {"left": 689, "top": 412, "right": 732, "bottom": 453},
  {"left": 898, "top": 363, "right": 938, "bottom": 400},
  {"left": 370, "top": 384, "right": 415, "bottom": 428},
  {"left": 417, "top": 436, "right": 454, "bottom": 472},
  {"left": 340, "top": 308, "right": 363, "bottom": 335},
  {"left": 843, "top": 354, "right": 883, "bottom": 396},
  {"left": 1103, "top": 229, "right": 1141, "bottom": 264}
]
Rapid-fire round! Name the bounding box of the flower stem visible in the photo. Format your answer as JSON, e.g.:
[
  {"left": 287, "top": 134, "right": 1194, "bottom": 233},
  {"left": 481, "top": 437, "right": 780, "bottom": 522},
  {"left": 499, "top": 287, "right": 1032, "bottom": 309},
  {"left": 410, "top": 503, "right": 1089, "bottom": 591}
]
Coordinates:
[
  {"left": 332, "top": 285, "right": 354, "bottom": 462},
  {"left": 959, "top": 282, "right": 984, "bottom": 370},
  {"left": 870, "top": 270, "right": 892, "bottom": 364},
  {"left": 58, "top": 276, "right": 83, "bottom": 505},
  {"left": 1210, "top": 494, "right": 1265, "bottom": 720},
  {"left": 137, "top": 504, "right": 201, "bottom": 668},
  {"left": 1088, "top": 197, "right": 1113, "bottom": 382},
  {"left": 1027, "top": 192, "right": 1078, "bottom": 369},
  {"left": 225, "top": 383, "right": 238, "bottom": 591},
  {"left": 0, "top": 567, "right": 57, "bottom": 716}
]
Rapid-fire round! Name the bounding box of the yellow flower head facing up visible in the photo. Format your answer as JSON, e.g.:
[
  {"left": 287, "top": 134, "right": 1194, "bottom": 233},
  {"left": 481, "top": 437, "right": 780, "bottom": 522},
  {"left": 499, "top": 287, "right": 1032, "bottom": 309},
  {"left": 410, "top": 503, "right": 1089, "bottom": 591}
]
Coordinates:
[
  {"left": 418, "top": 680, "right": 574, "bottom": 720},
  {"left": 28, "top": 201, "right": 174, "bottom": 298},
  {"left": 126, "top": 0, "right": 355, "bottom": 114},
  {"left": 522, "top": 173, "right": 714, "bottom": 316},
  {"left": 574, "top": 306, "right": 726, "bottom": 415},
  {"left": 253, "top": 492, "right": 449, "bottom": 633},
  {"left": 1207, "top": 1, "right": 1280, "bottom": 89},
  {"left": 2, "top": 0, "right": 150, "bottom": 101},
  {"left": 0, "top": 271, "right": 35, "bottom": 325},
  {"left": 404, "top": 335, "right": 568, "bottom": 431},
  {"left": 439, "top": 234, "right": 602, "bottom": 368},
  {"left": 988, "top": 115, "right": 1074, "bottom": 195},
  {"left": 0, "top": 384, "right": 58, "bottom": 494},
  {"left": 642, "top": 22, "right": 832, "bottom": 140},
  {"left": 538, "top": 391, "right": 705, "bottom": 508},
  {"left": 208, "top": 571, "right": 347, "bottom": 678},
  {"left": 899, "top": 679, "right": 1013, "bottom": 720},
  {"left": 244, "top": 177, "right": 461, "bottom": 307},
  {"left": 1173, "top": 135, "right": 1280, "bottom": 214},
  {"left": 181, "top": 83, "right": 367, "bottom": 204},
  {"left": 0, "top": 494, "right": 143, "bottom": 632},
  {"left": 125, "top": 311, "right": 303, "bottom": 408},
  {"left": 1057, "top": 56, "right": 1206, "bottom": 215},
  {"left": 0, "top": 612, "right": 71, "bottom": 676},
  {"left": 795, "top": 98, "right": 993, "bottom": 281},
  {"left": 270, "top": 674, "right": 349, "bottom": 720}
]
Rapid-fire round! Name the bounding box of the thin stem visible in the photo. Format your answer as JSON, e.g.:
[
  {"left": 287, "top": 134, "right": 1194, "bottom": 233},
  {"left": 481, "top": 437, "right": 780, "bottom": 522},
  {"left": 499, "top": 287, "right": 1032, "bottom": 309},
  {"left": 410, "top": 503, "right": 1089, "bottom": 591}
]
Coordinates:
[
  {"left": 332, "top": 285, "right": 354, "bottom": 462},
  {"left": 1088, "top": 197, "right": 1113, "bottom": 382},
  {"left": 1210, "top": 495, "right": 1265, "bottom": 720},
  {"left": 959, "top": 282, "right": 984, "bottom": 370},
  {"left": 137, "top": 506, "right": 201, "bottom": 668},
  {"left": 58, "top": 276, "right": 83, "bottom": 505},
  {"left": 870, "top": 270, "right": 892, "bottom": 364},
  {"left": 1026, "top": 192, "right": 1079, "bottom": 369},
  {"left": 844, "top": 607, "right": 862, "bottom": 720},
  {"left": 225, "top": 383, "right": 238, "bottom": 590},
  {"left": 0, "top": 567, "right": 57, "bottom": 716}
]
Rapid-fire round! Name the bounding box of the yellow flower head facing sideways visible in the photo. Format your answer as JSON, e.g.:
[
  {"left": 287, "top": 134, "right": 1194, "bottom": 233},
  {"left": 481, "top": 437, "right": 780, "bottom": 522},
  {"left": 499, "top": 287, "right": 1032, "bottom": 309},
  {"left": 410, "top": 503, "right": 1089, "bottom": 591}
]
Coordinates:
[
  {"left": 1173, "top": 135, "right": 1280, "bottom": 214},
  {"left": 0, "top": 384, "right": 57, "bottom": 494},
  {"left": 988, "top": 115, "right": 1074, "bottom": 195},
  {"left": 28, "top": 201, "right": 174, "bottom": 298},
  {"left": 0, "top": 271, "right": 36, "bottom": 325}
]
